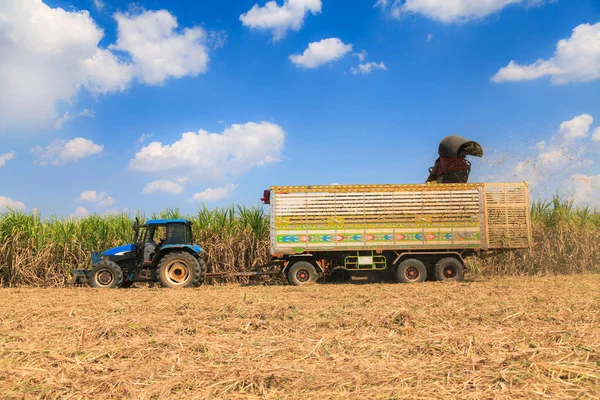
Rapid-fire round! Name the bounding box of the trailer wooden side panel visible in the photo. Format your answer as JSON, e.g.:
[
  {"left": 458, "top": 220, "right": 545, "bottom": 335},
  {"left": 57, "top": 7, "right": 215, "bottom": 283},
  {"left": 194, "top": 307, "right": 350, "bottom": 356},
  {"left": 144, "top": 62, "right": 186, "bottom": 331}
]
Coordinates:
[
  {"left": 483, "top": 182, "right": 532, "bottom": 249},
  {"left": 270, "top": 182, "right": 531, "bottom": 255}
]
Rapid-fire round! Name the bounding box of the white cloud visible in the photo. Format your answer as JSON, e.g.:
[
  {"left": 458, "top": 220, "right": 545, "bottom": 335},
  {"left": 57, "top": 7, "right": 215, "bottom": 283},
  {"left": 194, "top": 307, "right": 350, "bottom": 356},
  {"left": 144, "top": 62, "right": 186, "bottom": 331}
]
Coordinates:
[
  {"left": 524, "top": 114, "right": 595, "bottom": 177},
  {"left": 593, "top": 127, "right": 600, "bottom": 142},
  {"left": 427, "top": 33, "right": 433, "bottom": 42},
  {"left": 54, "top": 112, "right": 73, "bottom": 129},
  {"left": 567, "top": 174, "right": 600, "bottom": 206},
  {"left": 290, "top": 38, "right": 353, "bottom": 69},
  {"left": 142, "top": 179, "right": 185, "bottom": 195},
  {"left": 129, "top": 122, "right": 285, "bottom": 181},
  {"left": 138, "top": 133, "right": 153, "bottom": 143},
  {"left": 31, "top": 137, "right": 103, "bottom": 166},
  {"left": 0, "top": 152, "right": 15, "bottom": 167},
  {"left": 79, "top": 190, "right": 114, "bottom": 207},
  {"left": 350, "top": 61, "right": 387, "bottom": 75},
  {"left": 73, "top": 206, "right": 90, "bottom": 217},
  {"left": 79, "top": 109, "right": 95, "bottom": 118},
  {"left": 0, "top": 1, "right": 215, "bottom": 130},
  {"left": 193, "top": 184, "right": 237, "bottom": 202},
  {"left": 354, "top": 51, "right": 368, "bottom": 62},
  {"left": 492, "top": 23, "right": 600, "bottom": 84},
  {"left": 240, "top": 0, "right": 322, "bottom": 41},
  {"left": 559, "top": 114, "right": 593, "bottom": 140},
  {"left": 110, "top": 10, "right": 209, "bottom": 85},
  {"left": 376, "top": 0, "right": 546, "bottom": 23},
  {"left": 0, "top": 196, "right": 26, "bottom": 211},
  {"left": 93, "top": 0, "right": 105, "bottom": 11},
  {"left": 473, "top": 113, "right": 600, "bottom": 206},
  {"left": 0, "top": 0, "right": 133, "bottom": 129}
]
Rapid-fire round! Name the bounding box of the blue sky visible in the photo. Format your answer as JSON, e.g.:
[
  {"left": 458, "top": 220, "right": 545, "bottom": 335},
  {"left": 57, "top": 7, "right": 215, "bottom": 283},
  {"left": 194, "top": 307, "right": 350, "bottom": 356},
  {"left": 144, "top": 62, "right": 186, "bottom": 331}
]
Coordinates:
[{"left": 1, "top": 0, "right": 600, "bottom": 216}]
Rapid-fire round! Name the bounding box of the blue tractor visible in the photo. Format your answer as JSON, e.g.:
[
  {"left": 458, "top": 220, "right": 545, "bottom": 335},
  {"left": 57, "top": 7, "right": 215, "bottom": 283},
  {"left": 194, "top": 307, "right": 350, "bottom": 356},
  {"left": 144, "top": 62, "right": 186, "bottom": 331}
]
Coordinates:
[{"left": 74, "top": 218, "right": 206, "bottom": 288}]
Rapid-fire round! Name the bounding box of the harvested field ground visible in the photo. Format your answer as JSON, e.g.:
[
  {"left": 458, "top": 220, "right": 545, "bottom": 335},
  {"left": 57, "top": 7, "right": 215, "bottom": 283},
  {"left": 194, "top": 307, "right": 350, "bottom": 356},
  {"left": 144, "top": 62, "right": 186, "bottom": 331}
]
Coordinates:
[{"left": 1, "top": 276, "right": 599, "bottom": 399}]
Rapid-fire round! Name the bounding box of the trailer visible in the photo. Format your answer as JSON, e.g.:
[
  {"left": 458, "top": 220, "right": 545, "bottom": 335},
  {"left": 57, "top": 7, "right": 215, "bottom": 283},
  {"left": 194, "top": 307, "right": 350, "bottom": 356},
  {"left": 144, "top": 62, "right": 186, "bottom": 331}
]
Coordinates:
[{"left": 263, "top": 182, "right": 531, "bottom": 285}]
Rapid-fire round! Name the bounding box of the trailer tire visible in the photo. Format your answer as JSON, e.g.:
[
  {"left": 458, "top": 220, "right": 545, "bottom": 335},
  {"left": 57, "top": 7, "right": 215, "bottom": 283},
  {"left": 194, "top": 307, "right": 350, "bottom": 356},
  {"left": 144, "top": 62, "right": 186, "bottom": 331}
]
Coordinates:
[
  {"left": 396, "top": 258, "right": 427, "bottom": 284},
  {"left": 88, "top": 260, "right": 123, "bottom": 288},
  {"left": 157, "top": 252, "right": 202, "bottom": 288},
  {"left": 434, "top": 257, "right": 465, "bottom": 282},
  {"left": 287, "top": 261, "right": 318, "bottom": 286}
]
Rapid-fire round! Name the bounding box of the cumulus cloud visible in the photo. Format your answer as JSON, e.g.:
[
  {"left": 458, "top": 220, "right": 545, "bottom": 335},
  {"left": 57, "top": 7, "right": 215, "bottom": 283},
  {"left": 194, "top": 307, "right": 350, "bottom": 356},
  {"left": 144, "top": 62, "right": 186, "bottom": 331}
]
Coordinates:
[
  {"left": 129, "top": 122, "right": 285, "bottom": 181},
  {"left": 567, "top": 174, "right": 600, "bottom": 206},
  {"left": 427, "top": 33, "right": 433, "bottom": 42},
  {"left": 93, "top": 0, "right": 105, "bottom": 11},
  {"left": 110, "top": 10, "right": 209, "bottom": 85},
  {"left": 290, "top": 38, "right": 353, "bottom": 69},
  {"left": 79, "top": 191, "right": 115, "bottom": 208},
  {"left": 593, "top": 127, "right": 600, "bottom": 142},
  {"left": 375, "top": 0, "right": 546, "bottom": 23},
  {"left": 0, "top": 152, "right": 15, "bottom": 167},
  {"left": 473, "top": 113, "right": 600, "bottom": 206},
  {"left": 193, "top": 184, "right": 237, "bottom": 202},
  {"left": 31, "top": 138, "right": 103, "bottom": 166},
  {"left": 240, "top": 0, "right": 322, "bottom": 40},
  {"left": 142, "top": 179, "right": 185, "bottom": 195},
  {"left": 519, "top": 114, "right": 595, "bottom": 181},
  {"left": 0, "top": 196, "right": 26, "bottom": 211},
  {"left": 559, "top": 114, "right": 593, "bottom": 140},
  {"left": 0, "top": 1, "right": 215, "bottom": 130},
  {"left": 492, "top": 23, "right": 600, "bottom": 84},
  {"left": 350, "top": 61, "right": 387, "bottom": 75}
]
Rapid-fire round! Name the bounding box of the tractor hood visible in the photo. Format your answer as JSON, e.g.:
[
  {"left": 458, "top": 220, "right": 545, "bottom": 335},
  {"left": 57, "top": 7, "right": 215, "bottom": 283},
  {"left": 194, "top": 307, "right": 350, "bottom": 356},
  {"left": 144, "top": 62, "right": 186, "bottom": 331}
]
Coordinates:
[
  {"left": 102, "top": 244, "right": 135, "bottom": 256},
  {"left": 438, "top": 135, "right": 483, "bottom": 158}
]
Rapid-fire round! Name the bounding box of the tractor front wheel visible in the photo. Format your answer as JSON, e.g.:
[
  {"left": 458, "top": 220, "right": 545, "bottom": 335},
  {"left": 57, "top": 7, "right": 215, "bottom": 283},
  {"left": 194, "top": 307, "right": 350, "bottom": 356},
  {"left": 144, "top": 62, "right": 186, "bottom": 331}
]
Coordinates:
[
  {"left": 88, "top": 260, "right": 124, "bottom": 288},
  {"left": 157, "top": 252, "right": 202, "bottom": 288}
]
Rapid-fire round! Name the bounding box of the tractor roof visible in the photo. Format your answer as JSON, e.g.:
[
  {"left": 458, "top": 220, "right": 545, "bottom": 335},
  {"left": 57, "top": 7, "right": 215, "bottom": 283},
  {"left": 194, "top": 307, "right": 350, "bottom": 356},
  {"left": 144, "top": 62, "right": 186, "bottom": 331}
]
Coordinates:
[{"left": 145, "top": 219, "right": 190, "bottom": 225}]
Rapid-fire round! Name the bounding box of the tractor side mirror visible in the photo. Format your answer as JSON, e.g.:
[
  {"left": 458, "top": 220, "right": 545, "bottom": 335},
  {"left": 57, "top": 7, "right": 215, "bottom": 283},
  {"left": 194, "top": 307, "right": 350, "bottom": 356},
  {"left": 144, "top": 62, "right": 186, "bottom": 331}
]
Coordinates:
[{"left": 133, "top": 217, "right": 140, "bottom": 232}]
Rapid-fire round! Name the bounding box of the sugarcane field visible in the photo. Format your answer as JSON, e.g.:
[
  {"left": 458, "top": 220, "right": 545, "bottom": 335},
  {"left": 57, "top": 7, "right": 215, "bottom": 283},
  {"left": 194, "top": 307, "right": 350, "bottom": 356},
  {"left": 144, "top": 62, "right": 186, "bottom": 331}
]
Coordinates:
[{"left": 2, "top": 0, "right": 600, "bottom": 399}]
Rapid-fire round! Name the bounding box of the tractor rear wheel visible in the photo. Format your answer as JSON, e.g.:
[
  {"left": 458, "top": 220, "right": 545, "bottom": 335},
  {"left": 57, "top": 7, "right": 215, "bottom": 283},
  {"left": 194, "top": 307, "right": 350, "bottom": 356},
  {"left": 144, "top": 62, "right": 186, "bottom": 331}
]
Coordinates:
[
  {"left": 88, "top": 260, "right": 124, "bottom": 288},
  {"left": 157, "top": 252, "right": 202, "bottom": 288}
]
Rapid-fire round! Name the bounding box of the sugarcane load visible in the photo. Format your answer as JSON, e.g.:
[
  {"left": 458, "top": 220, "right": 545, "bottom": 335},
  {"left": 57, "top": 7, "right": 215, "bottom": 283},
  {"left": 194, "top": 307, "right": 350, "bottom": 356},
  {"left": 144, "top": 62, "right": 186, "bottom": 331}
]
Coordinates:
[{"left": 426, "top": 135, "right": 484, "bottom": 184}]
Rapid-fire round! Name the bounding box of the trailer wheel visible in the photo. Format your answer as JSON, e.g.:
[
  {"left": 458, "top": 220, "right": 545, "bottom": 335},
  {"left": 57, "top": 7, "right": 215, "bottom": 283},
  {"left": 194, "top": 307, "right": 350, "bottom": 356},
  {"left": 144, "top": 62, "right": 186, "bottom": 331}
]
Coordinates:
[
  {"left": 434, "top": 257, "right": 465, "bottom": 282},
  {"left": 157, "top": 252, "right": 202, "bottom": 288},
  {"left": 396, "top": 258, "right": 427, "bottom": 284},
  {"left": 88, "top": 260, "right": 123, "bottom": 288},
  {"left": 287, "top": 261, "right": 318, "bottom": 286}
]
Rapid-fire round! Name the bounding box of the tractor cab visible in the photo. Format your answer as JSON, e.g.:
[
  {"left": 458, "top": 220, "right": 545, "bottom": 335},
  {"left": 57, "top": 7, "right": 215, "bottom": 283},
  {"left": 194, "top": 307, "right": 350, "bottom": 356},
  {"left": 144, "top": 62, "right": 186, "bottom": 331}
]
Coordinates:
[{"left": 133, "top": 219, "right": 196, "bottom": 264}]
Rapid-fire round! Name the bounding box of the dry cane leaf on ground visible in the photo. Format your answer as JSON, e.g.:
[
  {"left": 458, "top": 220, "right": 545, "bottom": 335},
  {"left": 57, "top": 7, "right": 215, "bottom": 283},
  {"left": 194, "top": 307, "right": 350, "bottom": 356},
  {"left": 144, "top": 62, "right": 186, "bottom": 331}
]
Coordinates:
[{"left": 0, "top": 275, "right": 599, "bottom": 399}]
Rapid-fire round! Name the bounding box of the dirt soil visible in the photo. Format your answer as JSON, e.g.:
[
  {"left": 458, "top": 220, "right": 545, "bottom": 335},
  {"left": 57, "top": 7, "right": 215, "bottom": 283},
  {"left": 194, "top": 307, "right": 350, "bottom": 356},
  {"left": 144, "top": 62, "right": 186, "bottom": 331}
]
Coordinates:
[{"left": 1, "top": 275, "right": 599, "bottom": 399}]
